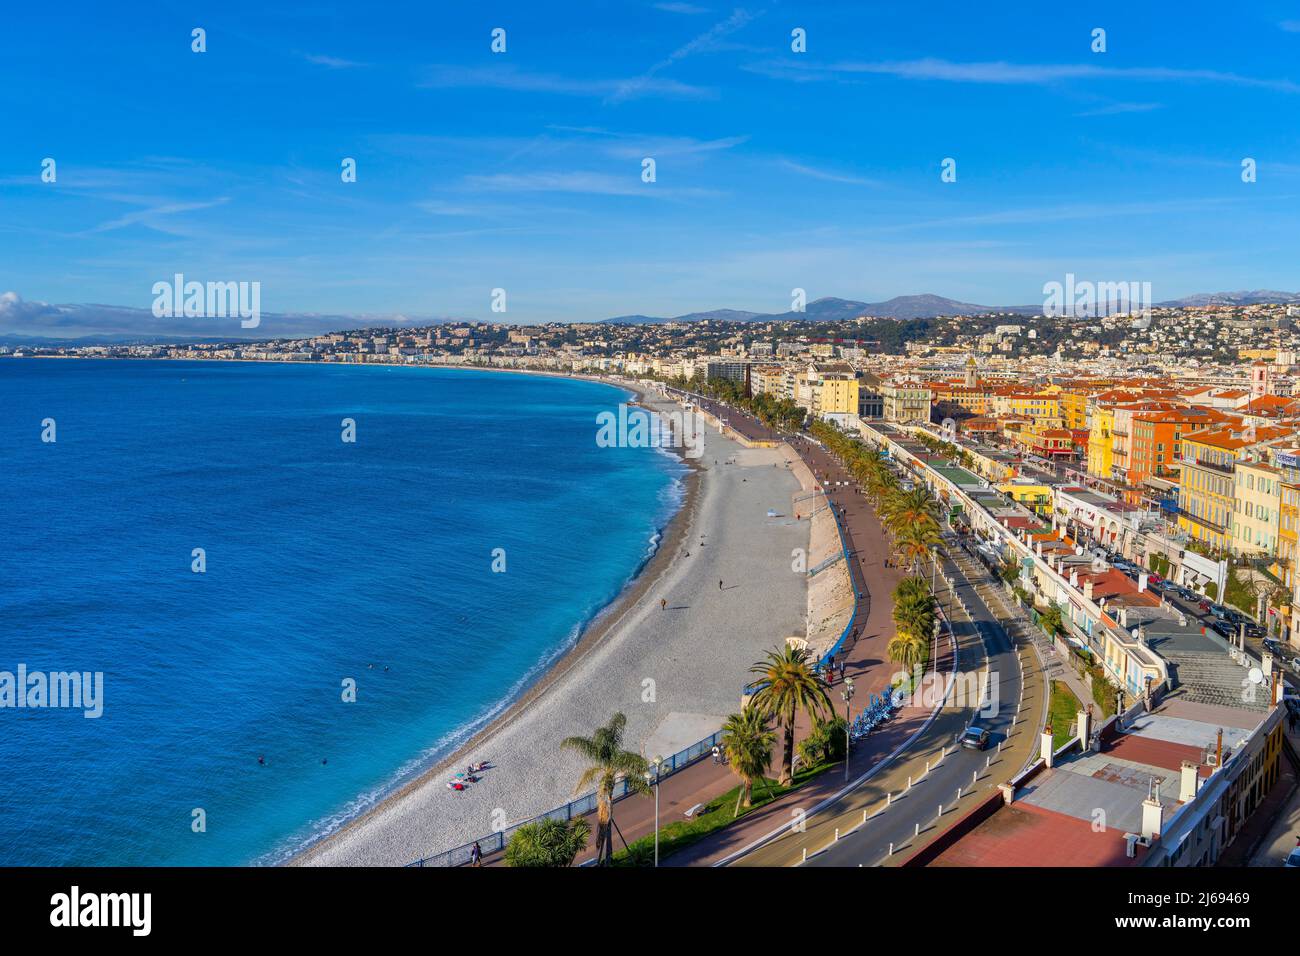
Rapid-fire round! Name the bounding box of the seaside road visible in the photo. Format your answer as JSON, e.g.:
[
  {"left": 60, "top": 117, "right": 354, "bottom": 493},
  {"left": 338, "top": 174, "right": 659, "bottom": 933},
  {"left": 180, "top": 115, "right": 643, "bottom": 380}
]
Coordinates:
[
  {"left": 802, "top": 547, "right": 1044, "bottom": 867},
  {"left": 727, "top": 544, "right": 1025, "bottom": 866}
]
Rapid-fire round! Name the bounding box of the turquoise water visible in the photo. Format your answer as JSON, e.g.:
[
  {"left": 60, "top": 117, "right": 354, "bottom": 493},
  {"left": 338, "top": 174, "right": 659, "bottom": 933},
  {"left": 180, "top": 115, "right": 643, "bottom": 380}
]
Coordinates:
[{"left": 0, "top": 359, "right": 685, "bottom": 865}]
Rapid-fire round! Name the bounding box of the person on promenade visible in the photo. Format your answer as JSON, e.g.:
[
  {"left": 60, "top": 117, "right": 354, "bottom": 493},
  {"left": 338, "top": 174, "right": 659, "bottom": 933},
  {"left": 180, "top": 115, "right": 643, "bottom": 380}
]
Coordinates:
[{"left": 470, "top": 842, "right": 482, "bottom": 867}]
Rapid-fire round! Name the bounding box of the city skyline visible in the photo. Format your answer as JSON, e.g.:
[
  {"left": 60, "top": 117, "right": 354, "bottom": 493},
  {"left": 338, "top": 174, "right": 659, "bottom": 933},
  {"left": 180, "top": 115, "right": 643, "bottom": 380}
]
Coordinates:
[{"left": 5, "top": 1, "right": 1300, "bottom": 332}]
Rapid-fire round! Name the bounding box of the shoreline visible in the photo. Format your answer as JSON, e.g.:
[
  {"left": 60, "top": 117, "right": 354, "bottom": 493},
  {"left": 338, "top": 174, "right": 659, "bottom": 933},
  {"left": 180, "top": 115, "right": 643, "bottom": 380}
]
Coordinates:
[
  {"left": 288, "top": 371, "right": 703, "bottom": 866},
  {"left": 21, "top": 356, "right": 798, "bottom": 867}
]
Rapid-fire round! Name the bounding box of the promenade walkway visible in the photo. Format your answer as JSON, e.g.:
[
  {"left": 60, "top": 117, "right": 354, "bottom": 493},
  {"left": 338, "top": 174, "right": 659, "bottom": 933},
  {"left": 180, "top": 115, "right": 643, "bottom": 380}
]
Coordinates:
[{"left": 480, "top": 395, "right": 925, "bottom": 866}]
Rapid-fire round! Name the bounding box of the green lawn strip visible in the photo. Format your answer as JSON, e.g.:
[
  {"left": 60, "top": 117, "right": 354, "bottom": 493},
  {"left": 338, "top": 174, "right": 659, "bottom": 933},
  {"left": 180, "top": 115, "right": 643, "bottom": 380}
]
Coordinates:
[
  {"left": 1223, "top": 571, "right": 1256, "bottom": 618},
  {"left": 611, "top": 762, "right": 835, "bottom": 866},
  {"left": 1048, "top": 679, "right": 1081, "bottom": 751}
]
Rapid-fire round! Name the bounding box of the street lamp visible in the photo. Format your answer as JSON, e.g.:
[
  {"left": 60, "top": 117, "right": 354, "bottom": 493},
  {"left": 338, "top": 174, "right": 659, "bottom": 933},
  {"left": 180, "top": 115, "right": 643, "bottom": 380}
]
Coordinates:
[
  {"left": 643, "top": 756, "right": 664, "bottom": 867},
  {"left": 841, "top": 677, "right": 855, "bottom": 782}
]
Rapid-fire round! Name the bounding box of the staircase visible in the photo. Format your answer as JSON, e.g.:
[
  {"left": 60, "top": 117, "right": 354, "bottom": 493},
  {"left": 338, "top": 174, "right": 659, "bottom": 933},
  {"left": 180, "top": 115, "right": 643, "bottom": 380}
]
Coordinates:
[{"left": 1162, "top": 650, "right": 1271, "bottom": 712}]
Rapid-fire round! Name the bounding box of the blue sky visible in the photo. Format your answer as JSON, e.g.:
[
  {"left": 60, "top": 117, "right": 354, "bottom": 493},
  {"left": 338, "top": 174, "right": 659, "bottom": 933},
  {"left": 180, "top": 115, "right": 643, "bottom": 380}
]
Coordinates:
[{"left": 3, "top": 1, "right": 1300, "bottom": 328}]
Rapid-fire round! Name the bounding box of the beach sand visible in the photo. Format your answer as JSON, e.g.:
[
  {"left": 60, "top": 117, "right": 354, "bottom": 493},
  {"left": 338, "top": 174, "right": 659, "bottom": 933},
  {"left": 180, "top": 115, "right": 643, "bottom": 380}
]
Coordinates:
[{"left": 296, "top": 386, "right": 808, "bottom": 866}]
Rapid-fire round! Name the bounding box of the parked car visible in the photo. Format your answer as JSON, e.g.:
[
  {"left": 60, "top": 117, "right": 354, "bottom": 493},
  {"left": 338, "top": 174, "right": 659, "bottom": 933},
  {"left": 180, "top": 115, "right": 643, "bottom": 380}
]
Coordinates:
[
  {"left": 961, "top": 726, "right": 991, "bottom": 750},
  {"left": 1285, "top": 847, "right": 1300, "bottom": 868},
  {"left": 1208, "top": 619, "right": 1235, "bottom": 640}
]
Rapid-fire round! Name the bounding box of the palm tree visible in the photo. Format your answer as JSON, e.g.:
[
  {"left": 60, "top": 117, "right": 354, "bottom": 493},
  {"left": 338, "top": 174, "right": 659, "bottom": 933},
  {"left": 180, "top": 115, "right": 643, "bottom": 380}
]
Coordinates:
[
  {"left": 504, "top": 817, "right": 592, "bottom": 867},
  {"left": 867, "top": 470, "right": 900, "bottom": 507},
  {"left": 894, "top": 520, "right": 941, "bottom": 572},
  {"left": 893, "top": 575, "right": 931, "bottom": 604},
  {"left": 887, "top": 631, "right": 928, "bottom": 671},
  {"left": 893, "top": 590, "right": 935, "bottom": 638},
  {"left": 882, "top": 487, "right": 936, "bottom": 535},
  {"left": 560, "top": 712, "right": 649, "bottom": 865},
  {"left": 721, "top": 706, "right": 776, "bottom": 816},
  {"left": 749, "top": 645, "right": 831, "bottom": 786}
]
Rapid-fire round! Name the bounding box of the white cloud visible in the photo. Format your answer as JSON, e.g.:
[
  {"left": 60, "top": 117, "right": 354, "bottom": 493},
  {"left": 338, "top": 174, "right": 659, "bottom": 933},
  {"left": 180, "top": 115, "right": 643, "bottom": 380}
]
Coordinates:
[
  {"left": 419, "top": 65, "right": 712, "bottom": 100},
  {"left": 749, "top": 57, "right": 1300, "bottom": 94}
]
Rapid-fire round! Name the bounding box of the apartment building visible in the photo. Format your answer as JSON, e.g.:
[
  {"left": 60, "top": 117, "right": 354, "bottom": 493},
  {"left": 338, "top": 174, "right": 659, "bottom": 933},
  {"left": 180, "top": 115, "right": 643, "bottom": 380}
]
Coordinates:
[
  {"left": 1231, "top": 459, "right": 1282, "bottom": 556},
  {"left": 881, "top": 379, "right": 932, "bottom": 424}
]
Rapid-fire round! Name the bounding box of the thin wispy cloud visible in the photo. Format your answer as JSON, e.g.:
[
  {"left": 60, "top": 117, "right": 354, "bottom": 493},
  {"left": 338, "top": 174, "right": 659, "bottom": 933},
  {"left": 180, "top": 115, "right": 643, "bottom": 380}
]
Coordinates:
[
  {"left": 419, "top": 65, "right": 712, "bottom": 100},
  {"left": 607, "top": 6, "right": 759, "bottom": 104},
  {"left": 655, "top": 2, "right": 709, "bottom": 12},
  {"left": 88, "top": 198, "right": 231, "bottom": 235},
  {"left": 749, "top": 57, "right": 1300, "bottom": 94},
  {"left": 1281, "top": 20, "right": 1300, "bottom": 32},
  {"left": 779, "top": 159, "right": 880, "bottom": 187},
  {"left": 302, "top": 53, "right": 367, "bottom": 69},
  {"left": 1074, "top": 101, "right": 1163, "bottom": 117},
  {"left": 462, "top": 170, "right": 716, "bottom": 199}
]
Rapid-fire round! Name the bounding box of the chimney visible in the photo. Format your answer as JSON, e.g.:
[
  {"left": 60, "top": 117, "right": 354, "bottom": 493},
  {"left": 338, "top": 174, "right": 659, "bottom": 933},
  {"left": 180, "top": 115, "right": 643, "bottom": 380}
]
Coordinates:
[
  {"left": 1084, "top": 580, "right": 1094, "bottom": 601},
  {"left": 1070, "top": 570, "right": 1079, "bottom": 587},
  {"left": 1141, "top": 783, "right": 1164, "bottom": 842},
  {"left": 1179, "top": 761, "right": 1199, "bottom": 804},
  {"left": 1041, "top": 723, "right": 1056, "bottom": 768},
  {"left": 1124, "top": 832, "right": 1140, "bottom": 858}
]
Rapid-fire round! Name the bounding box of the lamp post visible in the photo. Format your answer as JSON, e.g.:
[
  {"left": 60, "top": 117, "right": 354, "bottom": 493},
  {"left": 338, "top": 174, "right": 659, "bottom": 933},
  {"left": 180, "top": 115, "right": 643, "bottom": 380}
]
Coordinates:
[
  {"left": 643, "top": 756, "right": 664, "bottom": 867},
  {"left": 841, "top": 677, "right": 855, "bottom": 781}
]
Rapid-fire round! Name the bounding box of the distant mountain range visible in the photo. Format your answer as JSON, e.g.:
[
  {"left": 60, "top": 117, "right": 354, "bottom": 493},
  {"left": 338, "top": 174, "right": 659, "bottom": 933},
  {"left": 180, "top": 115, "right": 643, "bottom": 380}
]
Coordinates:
[
  {"left": 604, "top": 295, "right": 1022, "bottom": 324},
  {"left": 604, "top": 290, "right": 1300, "bottom": 325},
  {"left": 4, "top": 289, "right": 1299, "bottom": 345}
]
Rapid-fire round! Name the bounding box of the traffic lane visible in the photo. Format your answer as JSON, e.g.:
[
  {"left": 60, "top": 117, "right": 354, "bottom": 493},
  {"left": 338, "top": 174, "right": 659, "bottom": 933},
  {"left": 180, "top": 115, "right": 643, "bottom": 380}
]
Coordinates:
[{"left": 805, "top": 554, "right": 1025, "bottom": 866}]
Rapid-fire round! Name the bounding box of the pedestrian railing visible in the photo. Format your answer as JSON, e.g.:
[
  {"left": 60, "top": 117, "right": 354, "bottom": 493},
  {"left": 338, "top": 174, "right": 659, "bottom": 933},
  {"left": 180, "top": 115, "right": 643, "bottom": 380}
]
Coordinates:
[
  {"left": 815, "top": 487, "right": 860, "bottom": 673},
  {"left": 406, "top": 730, "right": 724, "bottom": 867}
]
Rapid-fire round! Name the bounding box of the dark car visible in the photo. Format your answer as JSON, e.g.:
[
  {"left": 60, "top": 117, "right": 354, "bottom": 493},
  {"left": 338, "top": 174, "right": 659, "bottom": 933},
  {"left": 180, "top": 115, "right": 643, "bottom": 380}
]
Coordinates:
[
  {"left": 1208, "top": 619, "right": 1235, "bottom": 640},
  {"left": 961, "top": 726, "right": 991, "bottom": 750}
]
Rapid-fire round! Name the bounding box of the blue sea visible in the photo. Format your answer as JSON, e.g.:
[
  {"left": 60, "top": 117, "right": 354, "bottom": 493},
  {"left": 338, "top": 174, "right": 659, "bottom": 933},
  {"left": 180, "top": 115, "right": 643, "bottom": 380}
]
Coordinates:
[{"left": 0, "top": 359, "right": 686, "bottom": 865}]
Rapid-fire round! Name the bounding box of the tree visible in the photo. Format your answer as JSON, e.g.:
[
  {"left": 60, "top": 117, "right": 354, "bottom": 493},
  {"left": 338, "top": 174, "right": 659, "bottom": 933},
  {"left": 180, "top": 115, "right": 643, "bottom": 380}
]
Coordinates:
[
  {"left": 894, "top": 520, "right": 941, "bottom": 572},
  {"left": 749, "top": 645, "right": 831, "bottom": 786},
  {"left": 892, "top": 590, "right": 935, "bottom": 641},
  {"left": 796, "top": 714, "right": 848, "bottom": 768},
  {"left": 887, "top": 632, "right": 928, "bottom": 671},
  {"left": 882, "top": 487, "right": 936, "bottom": 535},
  {"left": 560, "top": 712, "right": 649, "bottom": 865},
  {"left": 504, "top": 817, "right": 592, "bottom": 867},
  {"left": 721, "top": 706, "right": 776, "bottom": 816},
  {"left": 1039, "top": 605, "right": 1064, "bottom": 638}
]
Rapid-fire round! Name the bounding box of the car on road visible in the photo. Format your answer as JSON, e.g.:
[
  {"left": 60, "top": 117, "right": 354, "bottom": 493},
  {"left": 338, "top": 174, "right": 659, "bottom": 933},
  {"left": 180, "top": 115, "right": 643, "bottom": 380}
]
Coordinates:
[
  {"left": 960, "top": 726, "right": 991, "bottom": 750},
  {"left": 1285, "top": 847, "right": 1300, "bottom": 868},
  {"left": 1208, "top": 619, "right": 1235, "bottom": 640}
]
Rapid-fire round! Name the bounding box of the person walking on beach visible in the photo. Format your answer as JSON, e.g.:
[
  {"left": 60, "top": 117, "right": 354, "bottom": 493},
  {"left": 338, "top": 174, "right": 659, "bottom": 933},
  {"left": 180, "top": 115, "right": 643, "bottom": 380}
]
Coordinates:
[
  {"left": 661, "top": 597, "right": 667, "bottom": 611},
  {"left": 718, "top": 579, "right": 723, "bottom": 590}
]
